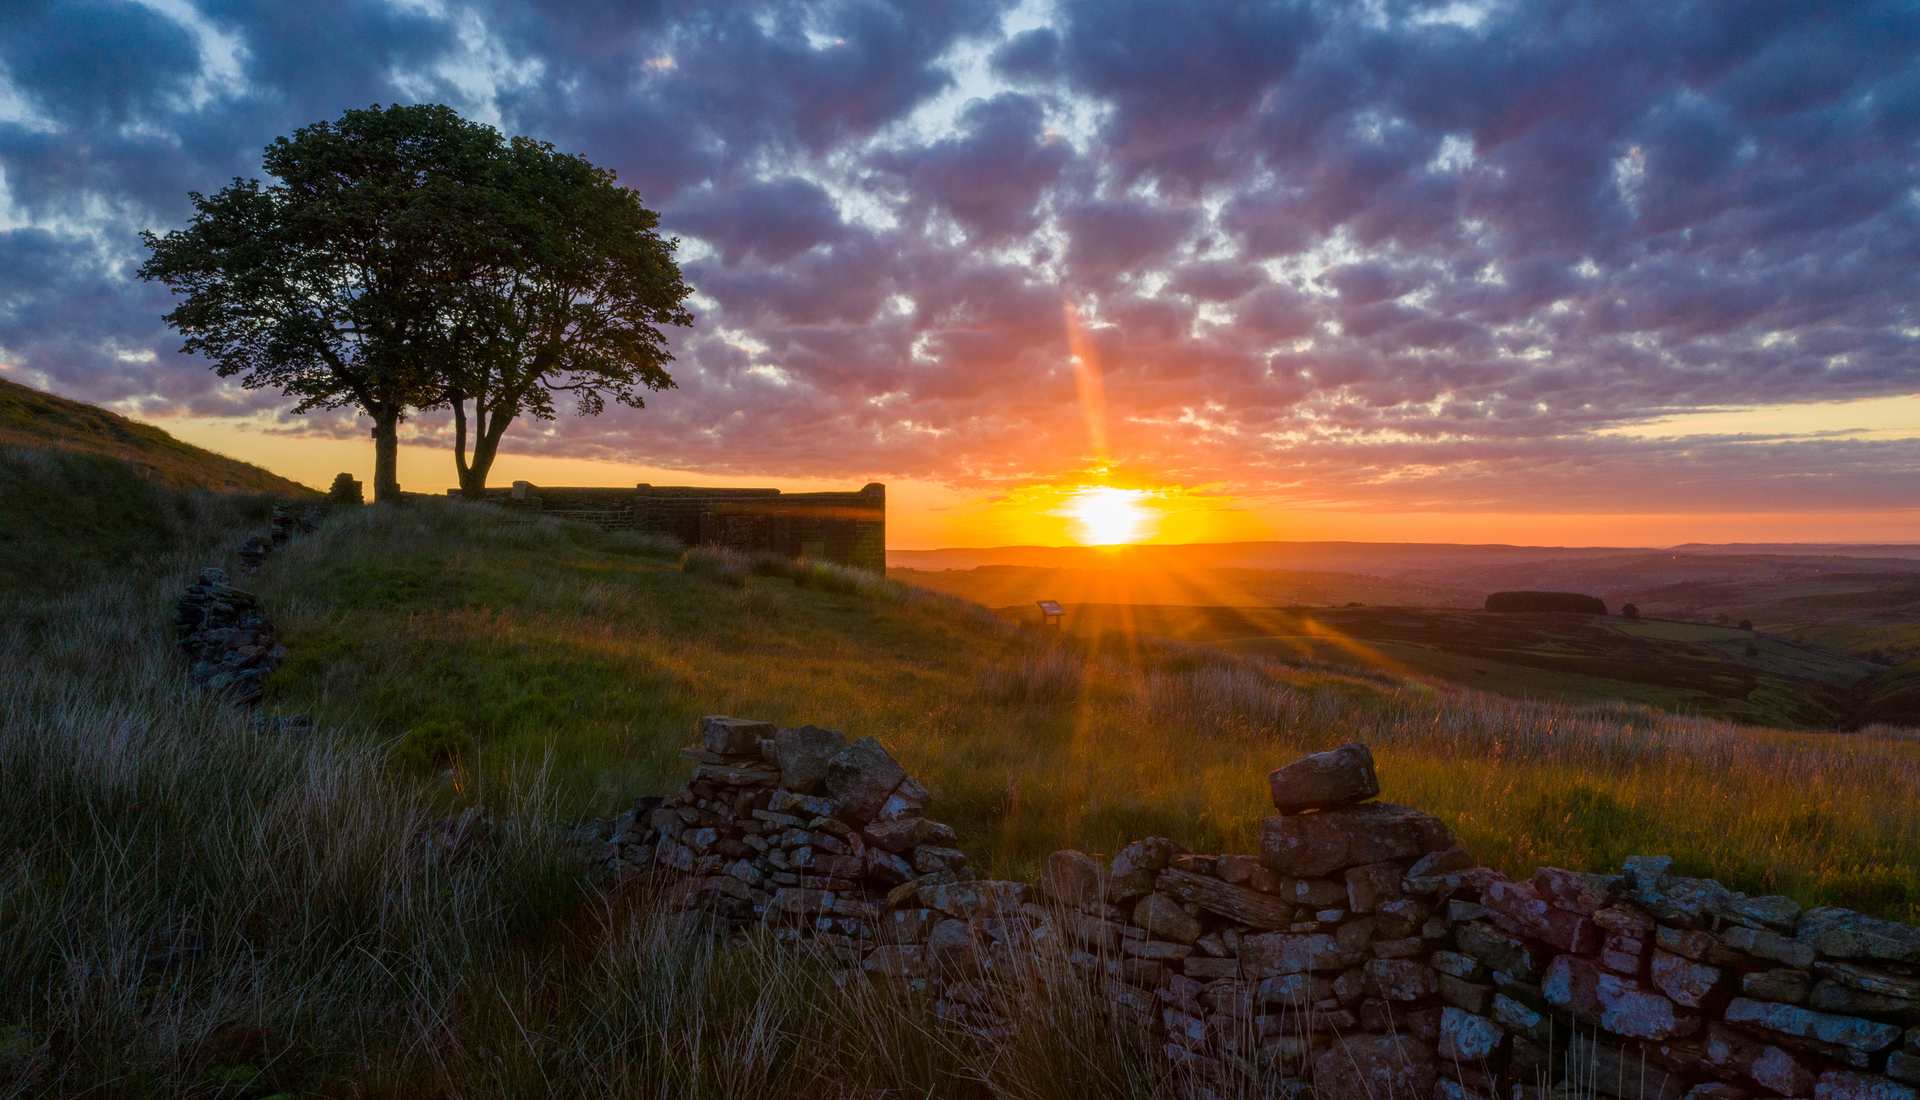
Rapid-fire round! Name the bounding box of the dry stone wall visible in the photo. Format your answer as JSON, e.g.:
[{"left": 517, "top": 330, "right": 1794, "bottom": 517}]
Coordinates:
[{"left": 583, "top": 727, "right": 1920, "bottom": 1100}]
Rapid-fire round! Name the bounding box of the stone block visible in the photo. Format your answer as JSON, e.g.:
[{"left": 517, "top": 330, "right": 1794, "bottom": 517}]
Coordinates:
[
  {"left": 1184, "top": 956, "right": 1241, "bottom": 980},
  {"left": 1259, "top": 801, "right": 1456, "bottom": 878},
  {"left": 1432, "top": 950, "right": 1488, "bottom": 980},
  {"left": 926, "top": 918, "right": 974, "bottom": 972},
  {"left": 1286, "top": 877, "right": 1351, "bottom": 908},
  {"left": 772, "top": 724, "right": 845, "bottom": 793},
  {"left": 1310, "top": 1035, "right": 1438, "bottom": 1100},
  {"left": 701, "top": 715, "right": 777, "bottom": 756},
  {"left": 1685, "top": 1086, "right": 1753, "bottom": 1100},
  {"left": 1742, "top": 967, "right": 1814, "bottom": 1005},
  {"left": 1815, "top": 1071, "right": 1920, "bottom": 1100},
  {"left": 1376, "top": 897, "right": 1426, "bottom": 938},
  {"left": 922, "top": 880, "right": 1028, "bottom": 920},
  {"left": 1484, "top": 879, "right": 1602, "bottom": 954},
  {"left": 1346, "top": 860, "right": 1406, "bottom": 913},
  {"left": 1134, "top": 893, "right": 1203, "bottom": 944},
  {"left": 1440, "top": 1007, "right": 1505, "bottom": 1062},
  {"left": 863, "top": 816, "right": 927, "bottom": 853},
  {"left": 1216, "top": 854, "right": 1262, "bottom": 883},
  {"left": 1545, "top": 954, "right": 1698, "bottom": 1040},
  {"left": 1155, "top": 866, "right": 1294, "bottom": 929},
  {"left": 1123, "top": 938, "right": 1193, "bottom": 961},
  {"left": 1810, "top": 980, "right": 1920, "bottom": 1022},
  {"left": 1494, "top": 993, "right": 1553, "bottom": 1044},
  {"left": 1724, "top": 996, "right": 1904, "bottom": 1053},
  {"left": 1365, "top": 957, "right": 1438, "bottom": 1001},
  {"left": 1723, "top": 925, "right": 1816, "bottom": 969},
  {"left": 1595, "top": 906, "right": 1657, "bottom": 937},
  {"left": 1658, "top": 925, "right": 1716, "bottom": 961},
  {"left": 864, "top": 944, "right": 928, "bottom": 977},
  {"left": 1800, "top": 909, "right": 1920, "bottom": 965},
  {"left": 1561, "top": 1033, "right": 1688, "bottom": 1100},
  {"left": 1037, "top": 849, "right": 1109, "bottom": 910},
  {"left": 1111, "top": 837, "right": 1178, "bottom": 877},
  {"left": 823, "top": 737, "right": 909, "bottom": 823},
  {"left": 877, "top": 908, "right": 937, "bottom": 945},
  {"left": 1819, "top": 961, "right": 1920, "bottom": 1001},
  {"left": 1728, "top": 895, "right": 1802, "bottom": 933},
  {"left": 1268, "top": 742, "right": 1380, "bottom": 813},
  {"left": 1532, "top": 867, "right": 1621, "bottom": 915},
  {"left": 1409, "top": 845, "right": 1478, "bottom": 878},
  {"left": 1240, "top": 932, "right": 1363, "bottom": 977},
  {"left": 1439, "top": 974, "right": 1496, "bottom": 1015},
  {"left": 1888, "top": 1052, "right": 1920, "bottom": 1086},
  {"left": 1651, "top": 949, "right": 1726, "bottom": 1008}
]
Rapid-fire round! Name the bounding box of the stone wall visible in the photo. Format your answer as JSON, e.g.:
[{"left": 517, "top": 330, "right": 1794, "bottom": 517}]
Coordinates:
[
  {"left": 461, "top": 481, "right": 886, "bottom": 570},
  {"left": 581, "top": 727, "right": 1920, "bottom": 1100}
]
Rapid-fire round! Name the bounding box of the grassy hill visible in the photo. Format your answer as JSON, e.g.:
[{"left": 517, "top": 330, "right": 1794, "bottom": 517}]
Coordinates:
[
  {"left": 0, "top": 377, "right": 311, "bottom": 593},
  {"left": 0, "top": 376, "right": 308, "bottom": 494},
  {"left": 6, "top": 499, "right": 1920, "bottom": 1095}
]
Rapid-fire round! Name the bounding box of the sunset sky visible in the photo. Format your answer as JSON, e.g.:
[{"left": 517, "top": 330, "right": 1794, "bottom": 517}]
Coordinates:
[{"left": 2, "top": 0, "right": 1918, "bottom": 548}]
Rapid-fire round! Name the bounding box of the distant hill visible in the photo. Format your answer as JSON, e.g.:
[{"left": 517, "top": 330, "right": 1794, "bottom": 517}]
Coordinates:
[{"left": 0, "top": 375, "right": 310, "bottom": 494}]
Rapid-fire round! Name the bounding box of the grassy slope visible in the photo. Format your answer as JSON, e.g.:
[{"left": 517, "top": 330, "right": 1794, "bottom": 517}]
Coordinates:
[
  {"left": 252, "top": 502, "right": 1920, "bottom": 920},
  {"left": 0, "top": 376, "right": 310, "bottom": 494}
]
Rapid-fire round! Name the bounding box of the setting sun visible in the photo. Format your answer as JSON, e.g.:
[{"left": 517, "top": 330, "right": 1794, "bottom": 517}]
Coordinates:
[{"left": 1063, "top": 485, "right": 1157, "bottom": 545}]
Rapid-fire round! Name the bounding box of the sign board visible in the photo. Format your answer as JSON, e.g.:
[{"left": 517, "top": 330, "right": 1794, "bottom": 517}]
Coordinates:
[{"left": 1036, "top": 600, "right": 1064, "bottom": 616}]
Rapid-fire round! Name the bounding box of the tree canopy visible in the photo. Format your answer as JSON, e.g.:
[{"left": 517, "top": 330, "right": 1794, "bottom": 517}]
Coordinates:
[
  {"left": 439, "top": 137, "right": 693, "bottom": 498},
  {"left": 140, "top": 103, "right": 691, "bottom": 502}
]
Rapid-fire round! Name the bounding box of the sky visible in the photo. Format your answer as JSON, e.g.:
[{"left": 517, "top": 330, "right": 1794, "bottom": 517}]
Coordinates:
[{"left": 2, "top": 0, "right": 1918, "bottom": 548}]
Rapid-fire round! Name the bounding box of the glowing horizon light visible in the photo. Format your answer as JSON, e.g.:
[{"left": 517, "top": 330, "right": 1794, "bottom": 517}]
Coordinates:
[{"left": 1064, "top": 485, "right": 1157, "bottom": 545}]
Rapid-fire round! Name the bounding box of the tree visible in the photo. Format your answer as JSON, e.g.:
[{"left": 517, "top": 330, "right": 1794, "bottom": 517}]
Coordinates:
[
  {"left": 1622, "top": 602, "right": 1640, "bottom": 619},
  {"left": 140, "top": 104, "right": 501, "bottom": 503},
  {"left": 436, "top": 138, "right": 693, "bottom": 498}
]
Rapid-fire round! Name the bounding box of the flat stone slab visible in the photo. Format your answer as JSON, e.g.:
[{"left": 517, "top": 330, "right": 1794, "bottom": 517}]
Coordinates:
[
  {"left": 1268, "top": 742, "right": 1380, "bottom": 814},
  {"left": 1259, "top": 801, "right": 1456, "bottom": 878}
]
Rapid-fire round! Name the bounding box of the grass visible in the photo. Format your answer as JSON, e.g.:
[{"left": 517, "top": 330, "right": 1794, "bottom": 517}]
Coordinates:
[{"left": 7, "top": 494, "right": 1920, "bottom": 1095}]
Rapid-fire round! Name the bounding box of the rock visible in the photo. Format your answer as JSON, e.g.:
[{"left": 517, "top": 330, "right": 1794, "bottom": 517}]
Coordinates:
[
  {"left": 1810, "top": 980, "right": 1920, "bottom": 1022},
  {"left": 1134, "top": 894, "right": 1203, "bottom": 944},
  {"left": 1651, "top": 950, "right": 1727, "bottom": 1008},
  {"left": 1816, "top": 1071, "right": 1919, "bottom": 1100},
  {"left": 1562, "top": 1033, "right": 1687, "bottom": 1100},
  {"left": 773, "top": 725, "right": 845, "bottom": 793},
  {"left": 1153, "top": 867, "right": 1293, "bottom": 930},
  {"left": 1037, "top": 850, "right": 1108, "bottom": 909},
  {"left": 1309, "top": 1034, "right": 1438, "bottom": 1100},
  {"left": 1729, "top": 895, "right": 1803, "bottom": 933},
  {"left": 1483, "top": 879, "right": 1602, "bottom": 954},
  {"left": 1112, "top": 837, "right": 1179, "bottom": 878},
  {"left": 1801, "top": 909, "right": 1920, "bottom": 965},
  {"left": 1241, "top": 932, "right": 1362, "bottom": 977},
  {"left": 1494, "top": 993, "right": 1553, "bottom": 1043},
  {"left": 692, "top": 761, "right": 781, "bottom": 787},
  {"left": 864, "top": 944, "right": 928, "bottom": 978},
  {"left": 1532, "top": 867, "right": 1621, "bottom": 915},
  {"left": 701, "top": 715, "right": 777, "bottom": 756},
  {"left": 1268, "top": 743, "right": 1380, "bottom": 814},
  {"left": 1546, "top": 955, "right": 1699, "bottom": 1040},
  {"left": 1722, "top": 925, "right": 1817, "bottom": 969},
  {"left": 1365, "top": 958, "right": 1438, "bottom": 1001},
  {"left": 1455, "top": 921, "right": 1549, "bottom": 982},
  {"left": 1724, "top": 996, "right": 1904, "bottom": 1053},
  {"left": 1889, "top": 1052, "right": 1920, "bottom": 1086},
  {"left": 1742, "top": 968, "right": 1814, "bottom": 1004},
  {"left": 823, "top": 737, "right": 908, "bottom": 822},
  {"left": 1344, "top": 861, "right": 1405, "bottom": 913},
  {"left": 863, "top": 816, "right": 927, "bottom": 853},
  {"left": 1439, "top": 1007, "right": 1505, "bottom": 1062},
  {"left": 1659, "top": 925, "right": 1716, "bottom": 961},
  {"left": 1408, "top": 845, "right": 1476, "bottom": 878},
  {"left": 1183, "top": 956, "right": 1240, "bottom": 980},
  {"left": 926, "top": 919, "right": 975, "bottom": 973},
  {"left": 1259, "top": 801, "right": 1456, "bottom": 878},
  {"left": 922, "top": 880, "right": 1028, "bottom": 920}
]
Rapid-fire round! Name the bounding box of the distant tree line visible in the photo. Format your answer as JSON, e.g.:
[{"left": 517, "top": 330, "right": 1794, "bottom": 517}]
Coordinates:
[{"left": 139, "top": 104, "right": 693, "bottom": 503}]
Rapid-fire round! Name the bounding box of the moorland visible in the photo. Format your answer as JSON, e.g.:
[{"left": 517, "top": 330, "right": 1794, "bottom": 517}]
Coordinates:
[{"left": 3, "top": 391, "right": 1919, "bottom": 1096}]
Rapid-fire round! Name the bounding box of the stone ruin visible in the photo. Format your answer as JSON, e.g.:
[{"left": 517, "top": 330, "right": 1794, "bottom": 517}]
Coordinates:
[
  {"left": 175, "top": 567, "right": 286, "bottom": 706},
  {"left": 581, "top": 723, "right": 1920, "bottom": 1100}
]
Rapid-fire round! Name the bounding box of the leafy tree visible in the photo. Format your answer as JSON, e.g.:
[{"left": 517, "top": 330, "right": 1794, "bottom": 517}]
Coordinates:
[
  {"left": 140, "top": 104, "right": 501, "bottom": 503},
  {"left": 437, "top": 138, "right": 693, "bottom": 498},
  {"left": 1621, "top": 602, "right": 1640, "bottom": 619}
]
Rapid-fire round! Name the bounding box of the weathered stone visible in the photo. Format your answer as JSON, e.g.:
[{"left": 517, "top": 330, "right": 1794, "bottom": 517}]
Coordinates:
[
  {"left": 1752, "top": 1045, "right": 1818, "bottom": 1096},
  {"left": 1455, "top": 921, "right": 1548, "bottom": 982},
  {"left": 1546, "top": 954, "right": 1699, "bottom": 1039},
  {"left": 1155, "top": 867, "right": 1294, "bottom": 929},
  {"left": 926, "top": 918, "right": 975, "bottom": 972},
  {"left": 1810, "top": 980, "right": 1920, "bottom": 1022},
  {"left": 1183, "top": 956, "right": 1240, "bottom": 980},
  {"left": 1742, "top": 968, "right": 1814, "bottom": 1004},
  {"left": 863, "top": 816, "right": 927, "bottom": 853},
  {"left": 822, "top": 737, "right": 908, "bottom": 822},
  {"left": 1345, "top": 861, "right": 1405, "bottom": 913},
  {"left": 1037, "top": 849, "right": 1109, "bottom": 909},
  {"left": 1819, "top": 961, "right": 1920, "bottom": 1001},
  {"left": 1658, "top": 925, "right": 1716, "bottom": 961},
  {"left": 1066, "top": 911, "right": 1130, "bottom": 951},
  {"left": 1375, "top": 897, "right": 1425, "bottom": 938},
  {"left": 1259, "top": 801, "right": 1456, "bottom": 878},
  {"left": 1815, "top": 1070, "right": 1920, "bottom": 1100},
  {"left": 692, "top": 761, "right": 782, "bottom": 787},
  {"left": 1408, "top": 845, "right": 1476, "bottom": 878},
  {"left": 1123, "top": 938, "right": 1193, "bottom": 961},
  {"left": 1595, "top": 906, "right": 1657, "bottom": 936},
  {"left": 1685, "top": 1085, "right": 1753, "bottom": 1100},
  {"left": 1365, "top": 957, "right": 1438, "bottom": 1001},
  {"left": 1440, "top": 1007, "right": 1505, "bottom": 1062},
  {"left": 1134, "top": 893, "right": 1203, "bottom": 944},
  {"left": 1432, "top": 950, "right": 1487, "bottom": 980},
  {"left": 1310, "top": 1035, "right": 1438, "bottom": 1100},
  {"left": 1258, "top": 972, "right": 1337, "bottom": 1006},
  {"left": 700, "top": 715, "right": 777, "bottom": 756},
  {"left": 771, "top": 887, "right": 835, "bottom": 914},
  {"left": 1722, "top": 925, "right": 1817, "bottom": 969},
  {"left": 1651, "top": 950, "right": 1726, "bottom": 1008},
  {"left": 1374, "top": 936, "right": 1424, "bottom": 958},
  {"left": 1483, "top": 880, "right": 1602, "bottom": 954},
  {"left": 923, "top": 880, "right": 1027, "bottom": 920},
  {"left": 1724, "top": 996, "right": 1903, "bottom": 1052},
  {"left": 877, "top": 908, "right": 938, "bottom": 944},
  {"left": 1241, "top": 932, "right": 1363, "bottom": 977},
  {"left": 864, "top": 944, "right": 928, "bottom": 977},
  {"left": 1494, "top": 993, "right": 1553, "bottom": 1043},
  {"left": 1216, "top": 854, "right": 1262, "bottom": 883},
  {"left": 1801, "top": 909, "right": 1920, "bottom": 964},
  {"left": 1908, "top": 1024, "right": 1920, "bottom": 1056},
  {"left": 1888, "top": 1051, "right": 1920, "bottom": 1086},
  {"left": 1268, "top": 742, "right": 1380, "bottom": 814},
  {"left": 1285, "top": 877, "right": 1351, "bottom": 908},
  {"left": 1562, "top": 1033, "right": 1688, "bottom": 1100},
  {"left": 1728, "top": 895, "right": 1802, "bottom": 933},
  {"left": 913, "top": 846, "right": 966, "bottom": 873},
  {"left": 1111, "top": 837, "right": 1178, "bottom": 877},
  {"left": 1439, "top": 974, "right": 1496, "bottom": 1015},
  {"left": 1533, "top": 867, "right": 1622, "bottom": 915}
]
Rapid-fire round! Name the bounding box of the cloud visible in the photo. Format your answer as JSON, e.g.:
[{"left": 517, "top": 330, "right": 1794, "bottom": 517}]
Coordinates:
[{"left": 0, "top": 0, "right": 1916, "bottom": 518}]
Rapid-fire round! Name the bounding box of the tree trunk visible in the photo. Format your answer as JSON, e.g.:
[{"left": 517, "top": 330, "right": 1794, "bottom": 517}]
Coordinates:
[
  {"left": 371, "top": 407, "right": 402, "bottom": 503},
  {"left": 462, "top": 400, "right": 517, "bottom": 499},
  {"left": 451, "top": 393, "right": 486, "bottom": 500}
]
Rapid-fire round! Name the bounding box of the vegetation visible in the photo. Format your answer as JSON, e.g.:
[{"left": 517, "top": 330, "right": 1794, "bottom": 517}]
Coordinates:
[
  {"left": 5, "top": 496, "right": 1919, "bottom": 1094},
  {"left": 137, "top": 102, "right": 691, "bottom": 503}
]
